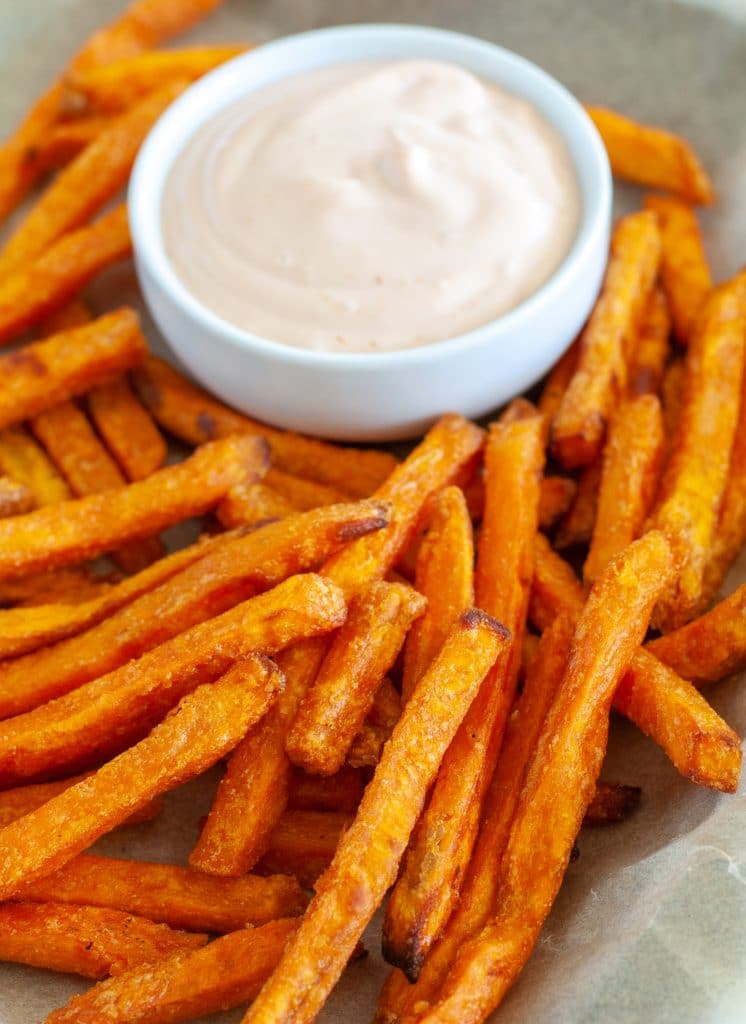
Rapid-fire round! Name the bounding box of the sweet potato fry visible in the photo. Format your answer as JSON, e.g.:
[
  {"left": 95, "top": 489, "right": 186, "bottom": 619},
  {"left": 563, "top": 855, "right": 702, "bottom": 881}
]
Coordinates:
[
  {"left": 23, "top": 117, "right": 109, "bottom": 174},
  {"left": 554, "top": 461, "right": 602, "bottom": 550},
  {"left": 17, "top": 853, "right": 307, "bottom": 932},
  {"left": 586, "top": 105, "right": 715, "bottom": 204},
  {"left": 583, "top": 782, "right": 642, "bottom": 826},
  {"left": 348, "top": 677, "right": 403, "bottom": 769},
  {"left": 289, "top": 766, "right": 364, "bottom": 814},
  {"left": 0, "top": 902, "right": 206, "bottom": 980},
  {"left": 286, "top": 582, "right": 426, "bottom": 775},
  {"left": 87, "top": 376, "right": 167, "bottom": 481},
  {"left": 64, "top": 45, "right": 246, "bottom": 115},
  {"left": 648, "top": 274, "right": 746, "bottom": 629},
  {"left": 383, "top": 416, "right": 543, "bottom": 979},
  {"left": 628, "top": 286, "right": 672, "bottom": 396},
  {"left": 0, "top": 205, "right": 131, "bottom": 344},
  {"left": 0, "top": 566, "right": 110, "bottom": 608},
  {"left": 0, "top": 82, "right": 187, "bottom": 274},
  {"left": 0, "top": 574, "right": 345, "bottom": 786},
  {"left": 0, "top": 655, "right": 282, "bottom": 899},
  {"left": 0, "top": 501, "right": 385, "bottom": 717},
  {"left": 39, "top": 297, "right": 93, "bottom": 333},
  {"left": 45, "top": 918, "right": 299, "bottom": 1024},
  {"left": 265, "top": 468, "right": 351, "bottom": 509},
  {"left": 31, "top": 399, "right": 163, "bottom": 574},
  {"left": 584, "top": 395, "right": 665, "bottom": 584},
  {"left": 377, "top": 615, "right": 572, "bottom": 1019},
  {"left": 242, "top": 610, "right": 510, "bottom": 1024},
  {"left": 0, "top": 434, "right": 266, "bottom": 580},
  {"left": 661, "top": 356, "right": 686, "bottom": 446},
  {"left": 0, "top": 475, "right": 33, "bottom": 518},
  {"left": 401, "top": 487, "right": 474, "bottom": 702},
  {"left": 0, "top": 425, "right": 70, "bottom": 506},
  {"left": 0, "top": 307, "right": 146, "bottom": 430},
  {"left": 217, "top": 482, "right": 298, "bottom": 529},
  {"left": 133, "top": 356, "right": 398, "bottom": 497},
  {"left": 537, "top": 339, "right": 579, "bottom": 424},
  {"left": 551, "top": 211, "right": 661, "bottom": 468},
  {"left": 645, "top": 194, "right": 713, "bottom": 343},
  {"left": 538, "top": 476, "right": 577, "bottom": 532},
  {"left": 647, "top": 582, "right": 746, "bottom": 684},
  {"left": 408, "top": 533, "right": 674, "bottom": 1024},
  {"left": 257, "top": 810, "right": 352, "bottom": 889},
  {"left": 0, "top": 775, "right": 161, "bottom": 829}
]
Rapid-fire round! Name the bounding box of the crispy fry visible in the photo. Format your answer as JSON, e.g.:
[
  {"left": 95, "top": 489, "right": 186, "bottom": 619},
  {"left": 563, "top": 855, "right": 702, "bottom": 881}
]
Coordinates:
[
  {"left": 64, "top": 46, "right": 246, "bottom": 115},
  {"left": 537, "top": 339, "right": 579, "bottom": 424},
  {"left": 0, "top": 501, "right": 385, "bottom": 717},
  {"left": 383, "top": 416, "right": 543, "bottom": 979},
  {"left": 87, "top": 376, "right": 167, "bottom": 481},
  {"left": 190, "top": 415, "right": 484, "bottom": 878},
  {"left": 0, "top": 574, "right": 345, "bottom": 786},
  {"left": 0, "top": 902, "right": 206, "bottom": 980},
  {"left": 583, "top": 782, "right": 642, "bottom": 826},
  {"left": 22, "top": 117, "right": 110, "bottom": 174},
  {"left": 377, "top": 615, "right": 572, "bottom": 1020},
  {"left": 648, "top": 275, "right": 746, "bottom": 629},
  {"left": 530, "top": 533, "right": 585, "bottom": 631},
  {"left": 584, "top": 395, "right": 665, "bottom": 584},
  {"left": 0, "top": 655, "right": 281, "bottom": 898},
  {"left": 628, "top": 286, "right": 672, "bottom": 395},
  {"left": 551, "top": 211, "right": 661, "bottom": 468},
  {"left": 133, "top": 356, "right": 398, "bottom": 497},
  {"left": 554, "top": 461, "right": 602, "bottom": 549},
  {"left": 538, "top": 476, "right": 577, "bottom": 532},
  {"left": 0, "top": 307, "right": 146, "bottom": 430},
  {"left": 257, "top": 811, "right": 352, "bottom": 889},
  {"left": 0, "top": 205, "right": 131, "bottom": 345},
  {"left": 0, "top": 567, "right": 109, "bottom": 608},
  {"left": 0, "top": 425, "right": 70, "bottom": 506},
  {"left": 17, "top": 853, "right": 307, "bottom": 932},
  {"left": 408, "top": 533, "right": 674, "bottom": 1024},
  {"left": 586, "top": 105, "right": 715, "bottom": 204},
  {"left": 647, "top": 582, "right": 746, "bottom": 684},
  {"left": 39, "top": 297, "right": 93, "bottom": 334},
  {"left": 45, "top": 918, "right": 299, "bottom": 1024},
  {"left": 348, "top": 677, "right": 403, "bottom": 769},
  {"left": 243, "top": 610, "right": 510, "bottom": 1024},
  {"left": 645, "top": 195, "right": 713, "bottom": 343},
  {"left": 286, "top": 582, "right": 426, "bottom": 775},
  {"left": 0, "top": 434, "right": 266, "bottom": 580},
  {"left": 0, "top": 775, "right": 162, "bottom": 829},
  {"left": 31, "top": 399, "right": 163, "bottom": 574},
  {"left": 217, "top": 482, "right": 298, "bottom": 529},
  {"left": 0, "top": 475, "right": 33, "bottom": 518},
  {"left": 0, "top": 82, "right": 187, "bottom": 274},
  {"left": 266, "top": 468, "right": 351, "bottom": 509},
  {"left": 289, "top": 766, "right": 364, "bottom": 814},
  {"left": 401, "top": 487, "right": 474, "bottom": 702}
]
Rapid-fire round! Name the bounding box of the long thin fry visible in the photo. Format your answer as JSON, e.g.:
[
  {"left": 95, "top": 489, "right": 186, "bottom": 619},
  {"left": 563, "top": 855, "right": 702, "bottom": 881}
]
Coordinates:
[
  {"left": 242, "top": 610, "right": 510, "bottom": 1024},
  {"left": 0, "top": 775, "right": 162, "bottom": 830},
  {"left": 0, "top": 434, "right": 267, "bottom": 580},
  {"left": 537, "top": 339, "right": 578, "bottom": 424},
  {"left": 0, "top": 425, "right": 70, "bottom": 507},
  {"left": 217, "top": 482, "right": 298, "bottom": 529},
  {"left": 265, "top": 468, "right": 351, "bottom": 509},
  {"left": 0, "top": 567, "right": 110, "bottom": 608},
  {"left": 0, "top": 574, "right": 345, "bottom": 786},
  {"left": 628, "top": 286, "right": 672, "bottom": 396},
  {"left": 0, "top": 205, "right": 131, "bottom": 344},
  {"left": 551, "top": 211, "right": 661, "bottom": 468},
  {"left": 88, "top": 376, "right": 167, "bottom": 481}
]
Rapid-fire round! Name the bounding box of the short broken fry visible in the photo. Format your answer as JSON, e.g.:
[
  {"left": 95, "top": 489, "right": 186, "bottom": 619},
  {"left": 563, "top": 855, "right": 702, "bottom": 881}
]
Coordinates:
[{"left": 583, "top": 782, "right": 642, "bottom": 826}]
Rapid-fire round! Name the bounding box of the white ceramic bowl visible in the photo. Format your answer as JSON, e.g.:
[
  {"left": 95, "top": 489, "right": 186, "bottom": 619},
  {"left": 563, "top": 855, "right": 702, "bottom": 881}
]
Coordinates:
[{"left": 130, "top": 24, "right": 612, "bottom": 442}]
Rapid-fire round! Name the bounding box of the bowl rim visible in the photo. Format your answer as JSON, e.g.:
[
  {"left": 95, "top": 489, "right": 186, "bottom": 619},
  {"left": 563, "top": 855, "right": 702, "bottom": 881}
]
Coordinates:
[{"left": 129, "top": 22, "right": 612, "bottom": 374}]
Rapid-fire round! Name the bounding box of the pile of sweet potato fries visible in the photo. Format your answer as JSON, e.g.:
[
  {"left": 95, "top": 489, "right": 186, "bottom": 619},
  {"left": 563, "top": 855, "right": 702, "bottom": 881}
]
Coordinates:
[{"left": 0, "top": 2, "right": 743, "bottom": 1022}]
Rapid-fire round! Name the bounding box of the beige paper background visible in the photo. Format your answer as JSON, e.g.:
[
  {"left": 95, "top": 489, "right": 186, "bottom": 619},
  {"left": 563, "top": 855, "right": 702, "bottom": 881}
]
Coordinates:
[{"left": 1, "top": 2, "right": 746, "bottom": 1022}]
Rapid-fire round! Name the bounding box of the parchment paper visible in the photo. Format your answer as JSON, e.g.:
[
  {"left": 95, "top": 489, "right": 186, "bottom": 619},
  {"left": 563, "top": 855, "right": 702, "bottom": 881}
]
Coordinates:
[{"left": 1, "top": 2, "right": 745, "bottom": 1021}]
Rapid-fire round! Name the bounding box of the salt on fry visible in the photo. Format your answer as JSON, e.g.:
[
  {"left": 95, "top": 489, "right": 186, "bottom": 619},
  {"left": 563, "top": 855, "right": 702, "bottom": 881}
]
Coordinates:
[
  {"left": 87, "top": 376, "right": 167, "bottom": 481},
  {"left": 0, "top": 425, "right": 70, "bottom": 507}
]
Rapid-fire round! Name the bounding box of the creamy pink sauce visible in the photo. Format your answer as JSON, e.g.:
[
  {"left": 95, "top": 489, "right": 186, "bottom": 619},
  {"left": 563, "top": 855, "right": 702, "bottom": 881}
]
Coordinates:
[{"left": 162, "top": 60, "right": 581, "bottom": 353}]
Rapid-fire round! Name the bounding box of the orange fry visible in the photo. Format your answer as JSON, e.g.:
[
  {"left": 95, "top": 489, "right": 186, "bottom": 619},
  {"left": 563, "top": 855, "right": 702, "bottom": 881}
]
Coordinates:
[
  {"left": 217, "top": 482, "right": 298, "bottom": 529},
  {"left": 409, "top": 533, "right": 674, "bottom": 1024},
  {"left": 538, "top": 475, "right": 577, "bottom": 532},
  {"left": 648, "top": 274, "right": 746, "bottom": 629},
  {"left": 348, "top": 678, "right": 403, "bottom": 769},
  {"left": 22, "top": 117, "right": 109, "bottom": 174},
  {"left": 586, "top": 105, "right": 715, "bottom": 204},
  {"left": 0, "top": 434, "right": 266, "bottom": 580},
  {"left": 537, "top": 339, "right": 579, "bottom": 424},
  {"left": 0, "top": 775, "right": 161, "bottom": 830},
  {"left": 551, "top": 211, "right": 661, "bottom": 468},
  {"left": 45, "top": 918, "right": 299, "bottom": 1024},
  {"left": 0, "top": 902, "right": 205, "bottom": 980},
  {"left": 289, "top": 766, "right": 364, "bottom": 814},
  {"left": 0, "top": 476, "right": 33, "bottom": 518},
  {"left": 0, "top": 307, "right": 146, "bottom": 431},
  {"left": 0, "top": 82, "right": 187, "bottom": 274},
  {"left": 257, "top": 811, "right": 352, "bottom": 889},
  {"left": 0, "top": 425, "right": 70, "bottom": 507},
  {"left": 401, "top": 487, "right": 474, "bottom": 702},
  {"left": 0, "top": 574, "right": 345, "bottom": 787},
  {"left": 383, "top": 415, "right": 543, "bottom": 980},
  {"left": 661, "top": 356, "right": 686, "bottom": 446},
  {"left": 628, "top": 286, "right": 672, "bottom": 396},
  {"left": 0, "top": 655, "right": 281, "bottom": 899},
  {"left": 39, "top": 297, "right": 93, "bottom": 333},
  {"left": 265, "top": 468, "right": 351, "bottom": 509},
  {"left": 584, "top": 782, "right": 642, "bottom": 826},
  {"left": 133, "top": 356, "right": 398, "bottom": 497},
  {"left": 0, "top": 205, "right": 131, "bottom": 345},
  {"left": 0, "top": 501, "right": 385, "bottom": 718},
  {"left": 87, "top": 376, "right": 167, "bottom": 481},
  {"left": 286, "top": 582, "right": 426, "bottom": 775},
  {"left": 0, "top": 567, "right": 112, "bottom": 609},
  {"left": 242, "top": 610, "right": 510, "bottom": 1024},
  {"left": 17, "top": 853, "right": 306, "bottom": 933},
  {"left": 584, "top": 394, "right": 665, "bottom": 584},
  {"left": 554, "top": 460, "right": 602, "bottom": 549},
  {"left": 645, "top": 194, "right": 713, "bottom": 343}
]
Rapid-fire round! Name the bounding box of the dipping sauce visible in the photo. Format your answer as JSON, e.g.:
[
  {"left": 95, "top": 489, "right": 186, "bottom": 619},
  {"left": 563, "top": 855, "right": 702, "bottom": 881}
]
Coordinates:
[{"left": 162, "top": 60, "right": 581, "bottom": 353}]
